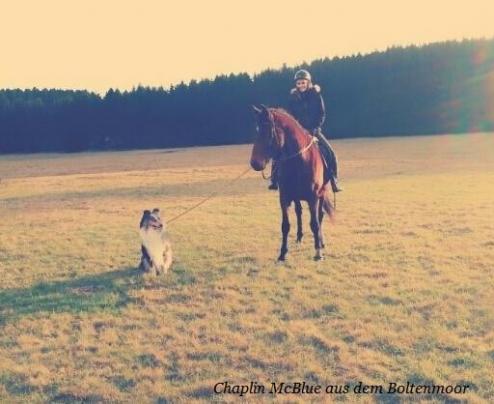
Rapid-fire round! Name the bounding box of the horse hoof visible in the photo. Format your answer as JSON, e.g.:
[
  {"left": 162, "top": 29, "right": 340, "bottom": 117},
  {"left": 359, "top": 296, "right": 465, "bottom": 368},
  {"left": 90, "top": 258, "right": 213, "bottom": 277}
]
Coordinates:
[
  {"left": 277, "top": 255, "right": 286, "bottom": 262},
  {"left": 314, "top": 254, "right": 324, "bottom": 261}
]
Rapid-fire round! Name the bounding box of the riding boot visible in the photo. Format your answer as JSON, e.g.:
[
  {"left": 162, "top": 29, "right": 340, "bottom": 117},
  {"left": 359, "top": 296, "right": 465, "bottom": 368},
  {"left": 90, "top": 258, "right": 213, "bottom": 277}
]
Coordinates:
[
  {"left": 330, "top": 176, "right": 343, "bottom": 193},
  {"left": 268, "top": 160, "right": 279, "bottom": 190}
]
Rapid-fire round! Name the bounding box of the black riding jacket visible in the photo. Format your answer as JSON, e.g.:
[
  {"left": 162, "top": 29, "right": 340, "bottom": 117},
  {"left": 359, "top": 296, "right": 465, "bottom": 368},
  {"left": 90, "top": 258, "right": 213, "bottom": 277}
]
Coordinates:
[{"left": 287, "top": 84, "right": 325, "bottom": 133}]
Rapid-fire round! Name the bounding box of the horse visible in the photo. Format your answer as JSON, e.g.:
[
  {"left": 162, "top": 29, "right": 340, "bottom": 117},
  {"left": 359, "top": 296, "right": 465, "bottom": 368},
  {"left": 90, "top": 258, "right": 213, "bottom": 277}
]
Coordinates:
[{"left": 250, "top": 105, "right": 335, "bottom": 261}]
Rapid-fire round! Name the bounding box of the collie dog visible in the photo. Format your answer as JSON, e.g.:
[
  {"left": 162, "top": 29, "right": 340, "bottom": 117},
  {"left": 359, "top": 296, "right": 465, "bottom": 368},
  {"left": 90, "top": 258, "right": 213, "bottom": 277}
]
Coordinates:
[{"left": 139, "top": 208, "right": 172, "bottom": 275}]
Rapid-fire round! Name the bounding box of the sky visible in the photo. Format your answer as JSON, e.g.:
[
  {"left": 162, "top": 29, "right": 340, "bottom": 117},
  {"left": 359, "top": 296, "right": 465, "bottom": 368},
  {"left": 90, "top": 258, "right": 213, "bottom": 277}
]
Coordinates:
[{"left": 1, "top": 0, "right": 493, "bottom": 94}]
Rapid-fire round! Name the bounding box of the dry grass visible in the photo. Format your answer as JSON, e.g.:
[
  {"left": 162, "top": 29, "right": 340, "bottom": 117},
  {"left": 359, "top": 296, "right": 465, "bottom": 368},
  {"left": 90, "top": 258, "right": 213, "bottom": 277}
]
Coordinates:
[{"left": 0, "top": 133, "right": 493, "bottom": 403}]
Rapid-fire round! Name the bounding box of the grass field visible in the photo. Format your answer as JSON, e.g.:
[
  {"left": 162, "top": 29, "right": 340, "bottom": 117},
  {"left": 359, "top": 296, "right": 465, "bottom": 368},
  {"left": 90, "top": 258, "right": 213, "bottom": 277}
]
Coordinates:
[{"left": 0, "top": 133, "right": 493, "bottom": 403}]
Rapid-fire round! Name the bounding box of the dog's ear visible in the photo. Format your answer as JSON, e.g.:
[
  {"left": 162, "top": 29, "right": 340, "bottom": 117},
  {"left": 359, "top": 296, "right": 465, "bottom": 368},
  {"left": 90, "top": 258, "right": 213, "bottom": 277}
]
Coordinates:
[
  {"left": 140, "top": 210, "right": 151, "bottom": 227},
  {"left": 152, "top": 208, "right": 160, "bottom": 217}
]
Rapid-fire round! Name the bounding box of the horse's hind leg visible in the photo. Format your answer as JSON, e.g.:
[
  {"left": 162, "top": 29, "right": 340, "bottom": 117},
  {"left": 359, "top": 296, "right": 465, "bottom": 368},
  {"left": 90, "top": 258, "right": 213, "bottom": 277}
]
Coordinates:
[
  {"left": 295, "top": 200, "right": 303, "bottom": 243},
  {"left": 309, "top": 198, "right": 324, "bottom": 260},
  {"left": 278, "top": 199, "right": 291, "bottom": 261},
  {"left": 318, "top": 197, "right": 325, "bottom": 249}
]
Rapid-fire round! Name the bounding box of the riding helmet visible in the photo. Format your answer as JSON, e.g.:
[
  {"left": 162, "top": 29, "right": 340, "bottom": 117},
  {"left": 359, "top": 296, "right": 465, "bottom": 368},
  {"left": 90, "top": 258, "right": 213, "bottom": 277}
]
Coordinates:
[{"left": 294, "top": 69, "right": 312, "bottom": 81}]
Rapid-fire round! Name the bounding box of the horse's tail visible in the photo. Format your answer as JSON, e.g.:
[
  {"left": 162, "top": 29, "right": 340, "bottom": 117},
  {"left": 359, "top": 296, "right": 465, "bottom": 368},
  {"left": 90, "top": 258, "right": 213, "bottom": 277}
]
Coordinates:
[{"left": 322, "top": 192, "right": 336, "bottom": 223}]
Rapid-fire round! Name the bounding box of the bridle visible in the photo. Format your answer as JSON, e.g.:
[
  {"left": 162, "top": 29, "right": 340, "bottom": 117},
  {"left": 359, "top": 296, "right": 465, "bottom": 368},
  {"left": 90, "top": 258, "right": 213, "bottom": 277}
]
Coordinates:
[{"left": 257, "top": 116, "right": 282, "bottom": 159}]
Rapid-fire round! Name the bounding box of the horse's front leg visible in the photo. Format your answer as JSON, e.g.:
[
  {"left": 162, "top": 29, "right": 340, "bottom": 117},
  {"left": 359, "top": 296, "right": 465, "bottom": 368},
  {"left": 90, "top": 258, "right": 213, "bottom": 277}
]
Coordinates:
[
  {"left": 278, "top": 198, "right": 291, "bottom": 261},
  {"left": 309, "top": 198, "right": 324, "bottom": 260},
  {"left": 295, "top": 200, "right": 303, "bottom": 243}
]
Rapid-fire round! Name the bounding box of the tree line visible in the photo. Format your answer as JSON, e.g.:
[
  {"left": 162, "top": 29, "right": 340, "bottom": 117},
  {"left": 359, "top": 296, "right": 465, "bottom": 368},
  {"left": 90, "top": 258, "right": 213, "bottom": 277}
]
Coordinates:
[{"left": 0, "top": 38, "right": 493, "bottom": 154}]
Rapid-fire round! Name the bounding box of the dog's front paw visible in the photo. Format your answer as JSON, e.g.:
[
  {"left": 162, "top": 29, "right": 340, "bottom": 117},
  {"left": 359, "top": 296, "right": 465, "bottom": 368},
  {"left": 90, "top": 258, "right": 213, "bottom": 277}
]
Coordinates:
[{"left": 138, "top": 259, "right": 152, "bottom": 273}]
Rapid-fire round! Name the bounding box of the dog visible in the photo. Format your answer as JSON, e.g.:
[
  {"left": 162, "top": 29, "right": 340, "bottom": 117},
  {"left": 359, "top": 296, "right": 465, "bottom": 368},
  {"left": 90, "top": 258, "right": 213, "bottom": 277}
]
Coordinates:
[{"left": 139, "top": 208, "right": 172, "bottom": 275}]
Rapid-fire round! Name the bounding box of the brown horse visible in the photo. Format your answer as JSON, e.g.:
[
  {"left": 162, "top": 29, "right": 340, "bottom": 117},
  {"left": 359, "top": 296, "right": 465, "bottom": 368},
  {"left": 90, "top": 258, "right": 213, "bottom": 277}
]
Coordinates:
[{"left": 250, "top": 105, "right": 334, "bottom": 261}]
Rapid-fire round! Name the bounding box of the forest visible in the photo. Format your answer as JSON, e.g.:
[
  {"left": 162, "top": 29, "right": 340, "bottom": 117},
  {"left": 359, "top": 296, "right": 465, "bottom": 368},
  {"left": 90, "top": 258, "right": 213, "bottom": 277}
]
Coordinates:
[{"left": 0, "top": 38, "right": 493, "bottom": 153}]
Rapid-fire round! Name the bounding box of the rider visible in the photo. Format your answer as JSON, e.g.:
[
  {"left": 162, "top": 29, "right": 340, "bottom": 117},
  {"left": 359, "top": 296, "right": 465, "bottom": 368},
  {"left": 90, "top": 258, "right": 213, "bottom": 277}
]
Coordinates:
[{"left": 269, "top": 69, "right": 342, "bottom": 193}]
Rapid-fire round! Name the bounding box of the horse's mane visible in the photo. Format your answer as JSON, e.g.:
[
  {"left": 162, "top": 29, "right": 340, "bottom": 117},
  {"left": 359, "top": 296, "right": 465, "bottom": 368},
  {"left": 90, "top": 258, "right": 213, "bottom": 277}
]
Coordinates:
[
  {"left": 270, "top": 107, "right": 310, "bottom": 136},
  {"left": 270, "top": 107, "right": 292, "bottom": 120}
]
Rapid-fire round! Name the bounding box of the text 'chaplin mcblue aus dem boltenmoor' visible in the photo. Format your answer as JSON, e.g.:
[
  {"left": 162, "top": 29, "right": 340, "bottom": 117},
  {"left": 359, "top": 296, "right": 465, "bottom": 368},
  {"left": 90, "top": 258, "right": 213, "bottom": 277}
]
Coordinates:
[{"left": 213, "top": 381, "right": 471, "bottom": 397}]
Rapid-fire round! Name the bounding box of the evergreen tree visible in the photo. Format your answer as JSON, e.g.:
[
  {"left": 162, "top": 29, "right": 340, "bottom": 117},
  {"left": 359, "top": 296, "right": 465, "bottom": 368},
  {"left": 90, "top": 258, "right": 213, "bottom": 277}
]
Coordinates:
[{"left": 0, "top": 38, "right": 492, "bottom": 154}]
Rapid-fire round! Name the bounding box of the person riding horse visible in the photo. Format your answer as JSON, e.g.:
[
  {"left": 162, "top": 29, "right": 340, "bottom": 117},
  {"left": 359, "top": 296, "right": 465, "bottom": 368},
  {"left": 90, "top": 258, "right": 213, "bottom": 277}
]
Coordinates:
[{"left": 269, "top": 69, "right": 342, "bottom": 193}]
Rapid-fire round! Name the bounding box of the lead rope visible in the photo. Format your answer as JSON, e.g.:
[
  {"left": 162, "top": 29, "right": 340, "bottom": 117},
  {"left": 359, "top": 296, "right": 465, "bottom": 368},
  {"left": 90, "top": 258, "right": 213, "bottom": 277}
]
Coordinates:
[{"left": 167, "top": 166, "right": 252, "bottom": 224}]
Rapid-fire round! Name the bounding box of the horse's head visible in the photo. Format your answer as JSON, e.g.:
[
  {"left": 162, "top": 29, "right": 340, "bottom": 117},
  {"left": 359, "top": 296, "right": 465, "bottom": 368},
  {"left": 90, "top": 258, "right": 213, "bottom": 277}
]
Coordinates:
[{"left": 250, "top": 105, "right": 283, "bottom": 171}]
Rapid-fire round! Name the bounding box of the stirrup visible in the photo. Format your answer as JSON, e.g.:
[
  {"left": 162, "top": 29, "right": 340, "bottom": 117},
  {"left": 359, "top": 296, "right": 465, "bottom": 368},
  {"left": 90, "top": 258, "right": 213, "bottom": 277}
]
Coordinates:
[{"left": 268, "top": 183, "right": 279, "bottom": 190}]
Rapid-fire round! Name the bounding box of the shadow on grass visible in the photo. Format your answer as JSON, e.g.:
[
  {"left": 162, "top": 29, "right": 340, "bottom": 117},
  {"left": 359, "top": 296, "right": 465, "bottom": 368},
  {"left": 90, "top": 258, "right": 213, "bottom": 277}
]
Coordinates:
[
  {"left": 0, "top": 264, "right": 198, "bottom": 326},
  {"left": 0, "top": 267, "right": 142, "bottom": 325}
]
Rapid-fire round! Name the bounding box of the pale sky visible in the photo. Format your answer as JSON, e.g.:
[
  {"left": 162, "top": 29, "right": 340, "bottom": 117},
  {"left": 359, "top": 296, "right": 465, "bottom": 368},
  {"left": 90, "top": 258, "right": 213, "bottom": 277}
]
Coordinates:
[{"left": 1, "top": 0, "right": 493, "bottom": 94}]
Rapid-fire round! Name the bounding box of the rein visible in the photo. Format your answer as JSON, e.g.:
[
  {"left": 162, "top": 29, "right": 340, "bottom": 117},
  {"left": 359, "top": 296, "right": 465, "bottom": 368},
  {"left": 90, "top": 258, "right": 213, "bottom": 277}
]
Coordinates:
[
  {"left": 261, "top": 114, "right": 336, "bottom": 209},
  {"left": 261, "top": 137, "right": 316, "bottom": 180},
  {"left": 261, "top": 119, "right": 316, "bottom": 180},
  {"left": 278, "top": 136, "right": 316, "bottom": 162}
]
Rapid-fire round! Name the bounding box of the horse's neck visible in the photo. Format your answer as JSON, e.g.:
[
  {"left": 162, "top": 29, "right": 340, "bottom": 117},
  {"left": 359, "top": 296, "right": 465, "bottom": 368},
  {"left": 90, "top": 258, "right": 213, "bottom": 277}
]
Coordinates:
[{"left": 276, "top": 116, "right": 309, "bottom": 154}]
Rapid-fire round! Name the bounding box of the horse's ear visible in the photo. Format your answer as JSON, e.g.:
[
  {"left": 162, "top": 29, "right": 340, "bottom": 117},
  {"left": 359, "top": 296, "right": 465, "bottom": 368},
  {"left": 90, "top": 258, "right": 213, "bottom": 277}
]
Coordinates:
[
  {"left": 259, "top": 104, "right": 271, "bottom": 119},
  {"left": 251, "top": 105, "right": 261, "bottom": 115}
]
